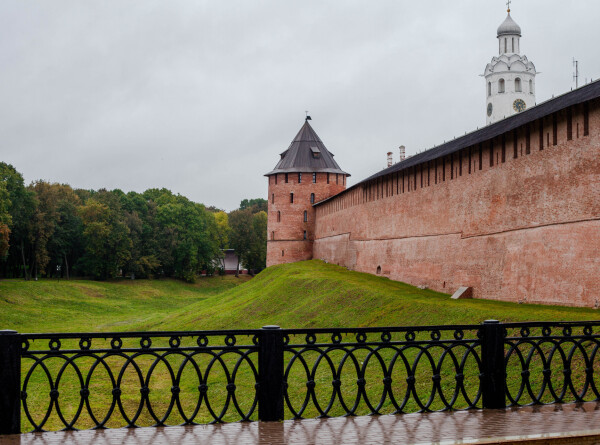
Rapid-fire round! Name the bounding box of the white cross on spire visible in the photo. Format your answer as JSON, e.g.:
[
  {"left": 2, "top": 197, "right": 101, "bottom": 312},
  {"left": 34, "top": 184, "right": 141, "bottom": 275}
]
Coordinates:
[{"left": 506, "top": 0, "right": 511, "bottom": 12}]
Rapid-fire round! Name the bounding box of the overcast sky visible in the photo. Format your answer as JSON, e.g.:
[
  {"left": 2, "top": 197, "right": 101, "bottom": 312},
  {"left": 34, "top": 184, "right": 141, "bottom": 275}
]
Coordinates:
[{"left": 1, "top": 1, "right": 599, "bottom": 211}]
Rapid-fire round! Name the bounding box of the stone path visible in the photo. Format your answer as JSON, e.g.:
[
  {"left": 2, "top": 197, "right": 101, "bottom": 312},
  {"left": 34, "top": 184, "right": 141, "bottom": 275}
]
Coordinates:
[{"left": 2, "top": 402, "right": 599, "bottom": 445}]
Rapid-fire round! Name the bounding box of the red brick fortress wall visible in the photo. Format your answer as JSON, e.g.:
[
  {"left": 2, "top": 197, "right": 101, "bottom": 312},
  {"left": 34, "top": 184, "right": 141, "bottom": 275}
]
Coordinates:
[
  {"left": 313, "top": 99, "right": 600, "bottom": 307},
  {"left": 267, "top": 172, "right": 346, "bottom": 267}
]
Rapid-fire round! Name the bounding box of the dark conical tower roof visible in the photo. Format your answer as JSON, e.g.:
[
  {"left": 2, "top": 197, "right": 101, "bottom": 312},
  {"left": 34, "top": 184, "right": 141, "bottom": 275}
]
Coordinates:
[{"left": 265, "top": 120, "right": 350, "bottom": 176}]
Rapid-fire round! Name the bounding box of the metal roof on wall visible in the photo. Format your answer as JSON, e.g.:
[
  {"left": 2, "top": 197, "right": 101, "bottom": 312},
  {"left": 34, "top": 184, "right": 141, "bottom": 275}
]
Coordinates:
[
  {"left": 265, "top": 120, "right": 350, "bottom": 176},
  {"left": 315, "top": 79, "right": 600, "bottom": 205}
]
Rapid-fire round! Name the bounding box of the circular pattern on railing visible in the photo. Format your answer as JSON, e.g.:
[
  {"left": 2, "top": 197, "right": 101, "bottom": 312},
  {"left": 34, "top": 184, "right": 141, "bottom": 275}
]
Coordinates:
[
  {"left": 331, "top": 333, "right": 342, "bottom": 344},
  {"left": 306, "top": 333, "right": 316, "bottom": 345},
  {"left": 79, "top": 338, "right": 91, "bottom": 350},
  {"left": 405, "top": 331, "right": 415, "bottom": 341},
  {"left": 430, "top": 330, "right": 441, "bottom": 341},
  {"left": 562, "top": 326, "right": 572, "bottom": 337},
  {"left": 520, "top": 327, "right": 530, "bottom": 337},
  {"left": 49, "top": 338, "right": 61, "bottom": 351},
  {"left": 21, "top": 339, "right": 29, "bottom": 352},
  {"left": 453, "top": 330, "right": 464, "bottom": 340},
  {"left": 356, "top": 332, "right": 367, "bottom": 343},
  {"left": 252, "top": 335, "right": 259, "bottom": 346},
  {"left": 140, "top": 337, "right": 152, "bottom": 349},
  {"left": 169, "top": 336, "right": 181, "bottom": 348},
  {"left": 283, "top": 334, "right": 290, "bottom": 345},
  {"left": 542, "top": 326, "right": 551, "bottom": 337},
  {"left": 381, "top": 331, "right": 391, "bottom": 343},
  {"left": 197, "top": 335, "right": 208, "bottom": 347},
  {"left": 110, "top": 338, "right": 122, "bottom": 350},
  {"left": 225, "top": 335, "right": 236, "bottom": 347},
  {"left": 584, "top": 325, "right": 593, "bottom": 336}
]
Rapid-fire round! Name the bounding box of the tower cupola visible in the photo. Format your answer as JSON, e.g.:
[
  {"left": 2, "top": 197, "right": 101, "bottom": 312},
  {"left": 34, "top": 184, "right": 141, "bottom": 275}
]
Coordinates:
[{"left": 497, "top": 12, "right": 521, "bottom": 54}]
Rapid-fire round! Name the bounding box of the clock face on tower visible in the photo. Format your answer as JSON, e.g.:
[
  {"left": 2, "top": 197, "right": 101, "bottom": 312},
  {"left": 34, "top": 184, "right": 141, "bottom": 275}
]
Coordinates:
[
  {"left": 513, "top": 99, "right": 527, "bottom": 113},
  {"left": 487, "top": 103, "right": 493, "bottom": 116}
]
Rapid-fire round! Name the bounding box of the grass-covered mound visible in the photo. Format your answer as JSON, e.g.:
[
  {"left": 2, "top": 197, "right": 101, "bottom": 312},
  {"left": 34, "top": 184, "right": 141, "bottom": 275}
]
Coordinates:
[
  {"left": 158, "top": 260, "right": 599, "bottom": 331},
  {"left": 1, "top": 260, "right": 598, "bottom": 333}
]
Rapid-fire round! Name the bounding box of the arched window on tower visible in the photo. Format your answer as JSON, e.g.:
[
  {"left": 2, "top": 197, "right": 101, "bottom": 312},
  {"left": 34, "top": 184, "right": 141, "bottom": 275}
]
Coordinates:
[
  {"left": 504, "top": 38, "right": 507, "bottom": 53},
  {"left": 529, "top": 79, "right": 533, "bottom": 94},
  {"left": 511, "top": 37, "right": 514, "bottom": 53},
  {"left": 498, "top": 78, "right": 505, "bottom": 93},
  {"left": 277, "top": 211, "right": 281, "bottom": 222},
  {"left": 488, "top": 82, "right": 492, "bottom": 97},
  {"left": 310, "top": 193, "right": 315, "bottom": 204},
  {"left": 515, "top": 78, "right": 522, "bottom": 92},
  {"left": 303, "top": 210, "right": 307, "bottom": 222}
]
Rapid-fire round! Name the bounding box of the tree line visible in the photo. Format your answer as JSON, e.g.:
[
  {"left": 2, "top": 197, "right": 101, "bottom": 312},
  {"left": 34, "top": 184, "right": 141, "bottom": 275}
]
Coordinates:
[{"left": 0, "top": 162, "right": 267, "bottom": 281}]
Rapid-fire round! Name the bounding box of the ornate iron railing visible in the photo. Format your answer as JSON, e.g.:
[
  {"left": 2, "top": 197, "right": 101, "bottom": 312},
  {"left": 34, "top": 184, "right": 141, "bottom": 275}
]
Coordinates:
[
  {"left": 13, "top": 331, "right": 260, "bottom": 432},
  {"left": 503, "top": 322, "right": 600, "bottom": 406},
  {"left": 0, "top": 320, "right": 598, "bottom": 434},
  {"left": 282, "top": 325, "right": 482, "bottom": 418}
]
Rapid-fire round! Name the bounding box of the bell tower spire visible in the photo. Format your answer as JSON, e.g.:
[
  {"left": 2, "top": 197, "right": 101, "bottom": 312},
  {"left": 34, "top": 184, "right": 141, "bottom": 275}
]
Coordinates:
[{"left": 484, "top": 5, "right": 537, "bottom": 124}]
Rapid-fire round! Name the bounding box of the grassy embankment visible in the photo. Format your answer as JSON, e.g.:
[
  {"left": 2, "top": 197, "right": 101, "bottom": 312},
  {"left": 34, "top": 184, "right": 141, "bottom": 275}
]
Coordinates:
[
  {"left": 2, "top": 260, "right": 597, "bottom": 334},
  {"left": 1, "top": 260, "right": 598, "bottom": 431}
]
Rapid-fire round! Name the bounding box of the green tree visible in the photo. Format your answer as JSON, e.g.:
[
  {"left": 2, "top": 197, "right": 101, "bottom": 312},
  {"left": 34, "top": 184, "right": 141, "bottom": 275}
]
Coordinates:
[
  {"left": 0, "top": 163, "right": 37, "bottom": 279},
  {"left": 47, "top": 187, "right": 83, "bottom": 279},
  {"left": 0, "top": 182, "right": 12, "bottom": 259},
  {"left": 154, "top": 191, "right": 220, "bottom": 282},
  {"left": 239, "top": 198, "right": 267, "bottom": 214},
  {"left": 228, "top": 209, "right": 253, "bottom": 277},
  {"left": 77, "top": 196, "right": 132, "bottom": 280},
  {"left": 246, "top": 211, "right": 267, "bottom": 273}
]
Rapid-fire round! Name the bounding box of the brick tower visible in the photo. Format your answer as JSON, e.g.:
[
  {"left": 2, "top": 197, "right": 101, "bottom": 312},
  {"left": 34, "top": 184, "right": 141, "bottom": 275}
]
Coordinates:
[{"left": 265, "top": 118, "right": 349, "bottom": 266}]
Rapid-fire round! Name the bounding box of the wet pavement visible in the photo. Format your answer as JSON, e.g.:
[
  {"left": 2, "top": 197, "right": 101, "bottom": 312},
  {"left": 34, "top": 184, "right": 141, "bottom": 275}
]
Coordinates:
[{"left": 2, "top": 402, "right": 599, "bottom": 445}]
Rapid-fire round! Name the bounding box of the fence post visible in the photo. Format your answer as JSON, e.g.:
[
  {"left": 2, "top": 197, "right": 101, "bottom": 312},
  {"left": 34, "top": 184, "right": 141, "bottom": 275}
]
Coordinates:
[
  {"left": 258, "top": 325, "right": 284, "bottom": 421},
  {"left": 481, "top": 320, "right": 506, "bottom": 409},
  {"left": 0, "top": 330, "right": 21, "bottom": 434}
]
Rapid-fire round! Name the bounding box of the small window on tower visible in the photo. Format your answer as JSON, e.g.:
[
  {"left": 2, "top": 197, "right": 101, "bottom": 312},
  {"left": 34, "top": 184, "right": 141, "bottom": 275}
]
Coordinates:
[
  {"left": 271, "top": 193, "right": 274, "bottom": 204},
  {"left": 327, "top": 173, "right": 330, "bottom": 184},
  {"left": 285, "top": 173, "right": 288, "bottom": 183},
  {"left": 298, "top": 173, "right": 302, "bottom": 183},
  {"left": 303, "top": 230, "right": 307, "bottom": 240},
  {"left": 498, "top": 79, "right": 505, "bottom": 93},
  {"left": 290, "top": 193, "right": 294, "bottom": 203},
  {"left": 312, "top": 173, "right": 316, "bottom": 183},
  {"left": 488, "top": 82, "right": 491, "bottom": 97},
  {"left": 303, "top": 211, "right": 307, "bottom": 222},
  {"left": 529, "top": 79, "right": 533, "bottom": 94},
  {"left": 310, "top": 146, "right": 321, "bottom": 158},
  {"left": 277, "top": 211, "right": 281, "bottom": 222},
  {"left": 271, "top": 231, "right": 275, "bottom": 240},
  {"left": 515, "top": 78, "right": 522, "bottom": 92},
  {"left": 310, "top": 193, "right": 315, "bottom": 204}
]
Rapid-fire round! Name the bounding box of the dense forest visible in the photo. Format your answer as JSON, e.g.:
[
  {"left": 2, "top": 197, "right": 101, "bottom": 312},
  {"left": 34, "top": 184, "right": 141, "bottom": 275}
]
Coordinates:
[{"left": 0, "top": 162, "right": 267, "bottom": 281}]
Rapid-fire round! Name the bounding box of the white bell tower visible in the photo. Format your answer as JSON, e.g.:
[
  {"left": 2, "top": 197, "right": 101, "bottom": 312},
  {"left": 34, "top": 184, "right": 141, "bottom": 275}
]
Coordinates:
[{"left": 484, "top": 2, "right": 537, "bottom": 125}]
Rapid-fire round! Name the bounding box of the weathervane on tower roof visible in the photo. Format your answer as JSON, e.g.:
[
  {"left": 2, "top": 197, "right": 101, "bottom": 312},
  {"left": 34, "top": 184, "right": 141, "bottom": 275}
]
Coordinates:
[{"left": 305, "top": 111, "right": 311, "bottom": 121}]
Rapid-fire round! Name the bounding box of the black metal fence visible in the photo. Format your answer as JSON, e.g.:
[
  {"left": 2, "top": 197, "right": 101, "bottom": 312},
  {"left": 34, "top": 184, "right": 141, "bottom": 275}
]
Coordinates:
[{"left": 0, "top": 320, "right": 598, "bottom": 434}]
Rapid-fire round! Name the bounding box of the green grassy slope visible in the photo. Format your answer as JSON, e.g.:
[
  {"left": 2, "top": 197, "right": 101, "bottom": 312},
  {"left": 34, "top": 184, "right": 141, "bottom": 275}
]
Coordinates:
[
  {"left": 0, "top": 275, "right": 251, "bottom": 333},
  {"left": 156, "top": 260, "right": 599, "bottom": 331},
  {"left": 2, "top": 260, "right": 597, "bottom": 334}
]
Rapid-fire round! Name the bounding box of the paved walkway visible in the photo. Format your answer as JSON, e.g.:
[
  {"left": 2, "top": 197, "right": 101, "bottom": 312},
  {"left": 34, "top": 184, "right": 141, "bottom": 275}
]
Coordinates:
[{"left": 2, "top": 402, "right": 600, "bottom": 445}]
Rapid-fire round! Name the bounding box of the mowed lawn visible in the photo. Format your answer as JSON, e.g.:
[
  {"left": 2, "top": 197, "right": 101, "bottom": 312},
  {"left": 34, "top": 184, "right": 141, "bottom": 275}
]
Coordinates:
[{"left": 1, "top": 259, "right": 599, "bottom": 334}]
